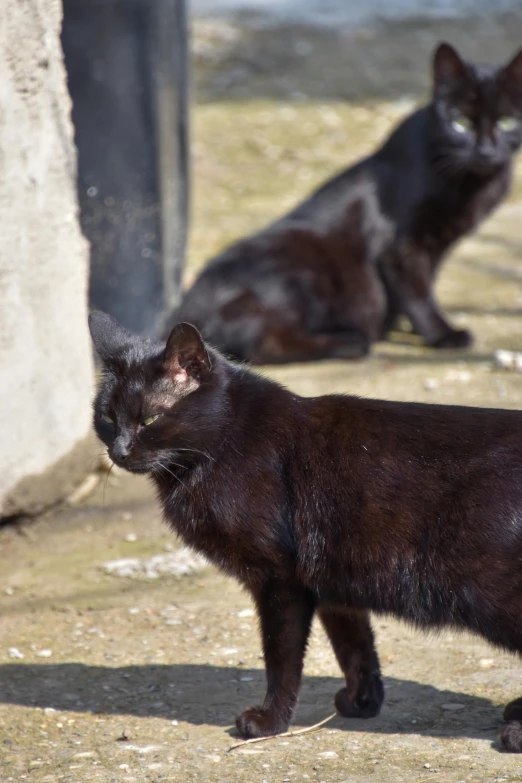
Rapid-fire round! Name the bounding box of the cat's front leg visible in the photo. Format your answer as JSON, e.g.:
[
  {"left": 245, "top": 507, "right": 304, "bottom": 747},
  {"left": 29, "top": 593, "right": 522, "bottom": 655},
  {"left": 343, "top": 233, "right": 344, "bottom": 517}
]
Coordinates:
[
  {"left": 236, "top": 582, "right": 316, "bottom": 739},
  {"left": 380, "top": 244, "right": 472, "bottom": 348},
  {"left": 318, "top": 605, "right": 384, "bottom": 719}
]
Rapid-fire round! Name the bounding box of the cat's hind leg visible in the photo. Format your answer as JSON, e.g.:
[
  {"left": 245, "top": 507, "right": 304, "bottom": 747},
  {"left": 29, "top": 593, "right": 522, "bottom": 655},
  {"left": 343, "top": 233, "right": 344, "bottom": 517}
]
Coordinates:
[
  {"left": 318, "top": 605, "right": 384, "bottom": 719},
  {"left": 252, "top": 327, "right": 369, "bottom": 364}
]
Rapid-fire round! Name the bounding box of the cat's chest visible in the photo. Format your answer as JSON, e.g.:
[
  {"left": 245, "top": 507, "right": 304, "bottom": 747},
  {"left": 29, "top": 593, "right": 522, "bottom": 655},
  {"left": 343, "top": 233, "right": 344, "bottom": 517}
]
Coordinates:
[
  {"left": 411, "top": 170, "right": 510, "bottom": 255},
  {"left": 160, "top": 481, "right": 286, "bottom": 585}
]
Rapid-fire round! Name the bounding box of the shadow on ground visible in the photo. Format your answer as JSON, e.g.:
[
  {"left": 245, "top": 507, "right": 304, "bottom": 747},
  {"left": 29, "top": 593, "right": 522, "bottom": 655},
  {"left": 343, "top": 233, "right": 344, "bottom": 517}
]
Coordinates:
[{"left": 0, "top": 662, "right": 503, "bottom": 745}]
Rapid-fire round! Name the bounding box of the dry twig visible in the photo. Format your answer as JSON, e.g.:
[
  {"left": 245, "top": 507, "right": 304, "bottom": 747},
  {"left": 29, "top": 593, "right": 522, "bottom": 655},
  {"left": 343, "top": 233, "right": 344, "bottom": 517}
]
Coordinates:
[{"left": 227, "top": 712, "right": 338, "bottom": 751}]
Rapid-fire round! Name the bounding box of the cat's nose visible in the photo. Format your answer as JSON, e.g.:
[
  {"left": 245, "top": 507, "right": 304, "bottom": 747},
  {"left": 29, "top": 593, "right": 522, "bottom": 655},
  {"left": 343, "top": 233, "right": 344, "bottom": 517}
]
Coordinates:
[
  {"left": 112, "top": 437, "right": 132, "bottom": 462},
  {"left": 475, "top": 139, "right": 495, "bottom": 160}
]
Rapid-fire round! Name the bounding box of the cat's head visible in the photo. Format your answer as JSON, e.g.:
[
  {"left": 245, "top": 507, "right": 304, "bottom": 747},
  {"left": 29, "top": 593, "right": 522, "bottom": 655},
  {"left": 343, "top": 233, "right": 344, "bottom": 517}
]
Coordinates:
[
  {"left": 431, "top": 42, "right": 522, "bottom": 175},
  {"left": 89, "top": 311, "right": 223, "bottom": 475}
]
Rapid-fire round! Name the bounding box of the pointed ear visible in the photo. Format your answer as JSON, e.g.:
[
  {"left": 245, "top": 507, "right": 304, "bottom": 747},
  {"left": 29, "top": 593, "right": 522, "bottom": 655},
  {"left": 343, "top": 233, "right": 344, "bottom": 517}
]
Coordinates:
[
  {"left": 88, "top": 310, "right": 134, "bottom": 364},
  {"left": 501, "top": 48, "right": 522, "bottom": 97},
  {"left": 433, "top": 42, "right": 468, "bottom": 89},
  {"left": 164, "top": 323, "right": 211, "bottom": 381}
]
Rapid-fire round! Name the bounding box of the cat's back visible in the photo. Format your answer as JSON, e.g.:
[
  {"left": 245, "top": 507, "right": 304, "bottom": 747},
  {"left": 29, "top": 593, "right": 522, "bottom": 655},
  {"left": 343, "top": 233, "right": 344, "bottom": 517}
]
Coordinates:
[
  {"left": 300, "top": 394, "right": 522, "bottom": 476},
  {"left": 293, "top": 395, "right": 522, "bottom": 599}
]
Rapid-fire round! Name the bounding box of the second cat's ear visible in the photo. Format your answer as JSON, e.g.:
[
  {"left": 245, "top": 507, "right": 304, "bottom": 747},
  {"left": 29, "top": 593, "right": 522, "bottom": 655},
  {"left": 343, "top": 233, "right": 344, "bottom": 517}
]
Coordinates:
[
  {"left": 164, "top": 322, "right": 212, "bottom": 381},
  {"left": 501, "top": 48, "right": 522, "bottom": 95},
  {"left": 89, "top": 310, "right": 134, "bottom": 364},
  {"left": 433, "top": 42, "right": 468, "bottom": 89}
]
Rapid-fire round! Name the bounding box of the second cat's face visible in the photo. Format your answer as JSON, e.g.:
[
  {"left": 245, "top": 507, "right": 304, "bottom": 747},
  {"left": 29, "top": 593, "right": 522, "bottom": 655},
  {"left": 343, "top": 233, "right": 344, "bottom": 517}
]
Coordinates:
[{"left": 432, "top": 43, "right": 522, "bottom": 175}]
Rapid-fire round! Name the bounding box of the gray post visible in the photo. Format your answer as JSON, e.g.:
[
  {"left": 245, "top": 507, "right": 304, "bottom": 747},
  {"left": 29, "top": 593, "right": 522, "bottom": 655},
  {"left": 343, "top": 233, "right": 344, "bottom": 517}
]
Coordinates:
[{"left": 62, "top": 0, "right": 189, "bottom": 338}]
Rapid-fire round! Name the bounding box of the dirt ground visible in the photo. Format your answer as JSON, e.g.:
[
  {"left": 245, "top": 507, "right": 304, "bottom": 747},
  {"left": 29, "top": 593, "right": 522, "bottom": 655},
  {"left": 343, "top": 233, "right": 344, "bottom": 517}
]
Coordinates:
[{"left": 2, "top": 5, "right": 522, "bottom": 782}]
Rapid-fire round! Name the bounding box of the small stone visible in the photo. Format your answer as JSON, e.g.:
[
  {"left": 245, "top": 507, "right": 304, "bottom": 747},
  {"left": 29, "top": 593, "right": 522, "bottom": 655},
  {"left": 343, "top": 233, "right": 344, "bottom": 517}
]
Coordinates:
[
  {"left": 4, "top": 587, "right": 14, "bottom": 595},
  {"left": 424, "top": 763, "right": 432, "bottom": 769},
  {"left": 497, "top": 349, "right": 522, "bottom": 373},
  {"left": 317, "top": 751, "right": 339, "bottom": 759},
  {"left": 237, "top": 608, "right": 254, "bottom": 618},
  {"left": 124, "top": 533, "right": 137, "bottom": 543},
  {"left": 171, "top": 720, "right": 178, "bottom": 726},
  {"left": 36, "top": 649, "right": 52, "bottom": 658},
  {"left": 8, "top": 647, "right": 24, "bottom": 659},
  {"left": 479, "top": 658, "right": 495, "bottom": 668},
  {"left": 440, "top": 702, "right": 465, "bottom": 711},
  {"left": 424, "top": 378, "right": 439, "bottom": 391}
]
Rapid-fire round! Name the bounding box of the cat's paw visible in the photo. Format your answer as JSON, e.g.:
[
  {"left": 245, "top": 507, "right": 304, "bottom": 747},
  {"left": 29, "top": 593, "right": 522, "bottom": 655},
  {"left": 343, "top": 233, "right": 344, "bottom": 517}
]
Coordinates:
[
  {"left": 235, "top": 706, "right": 289, "bottom": 739},
  {"left": 430, "top": 329, "right": 473, "bottom": 349},
  {"left": 499, "top": 700, "right": 522, "bottom": 751},
  {"left": 502, "top": 720, "right": 522, "bottom": 752},
  {"left": 334, "top": 674, "right": 384, "bottom": 719},
  {"left": 328, "top": 334, "right": 370, "bottom": 360}
]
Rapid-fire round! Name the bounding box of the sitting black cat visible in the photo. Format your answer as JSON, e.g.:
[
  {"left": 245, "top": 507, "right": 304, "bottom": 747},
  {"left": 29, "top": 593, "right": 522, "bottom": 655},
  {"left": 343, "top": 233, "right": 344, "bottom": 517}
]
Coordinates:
[
  {"left": 91, "top": 310, "right": 522, "bottom": 751},
  {"left": 172, "top": 42, "right": 522, "bottom": 363}
]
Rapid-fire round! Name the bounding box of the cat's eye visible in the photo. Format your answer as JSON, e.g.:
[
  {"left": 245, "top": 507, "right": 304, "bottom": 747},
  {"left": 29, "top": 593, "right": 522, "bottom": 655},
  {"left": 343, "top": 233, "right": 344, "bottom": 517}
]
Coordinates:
[
  {"left": 451, "top": 115, "right": 473, "bottom": 134},
  {"left": 101, "top": 414, "right": 114, "bottom": 425},
  {"left": 143, "top": 414, "right": 160, "bottom": 426},
  {"left": 497, "top": 116, "right": 519, "bottom": 132}
]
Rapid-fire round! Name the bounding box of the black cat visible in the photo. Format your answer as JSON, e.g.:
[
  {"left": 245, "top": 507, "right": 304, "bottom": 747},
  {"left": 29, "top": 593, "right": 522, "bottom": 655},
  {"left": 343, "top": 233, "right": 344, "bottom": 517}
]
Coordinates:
[
  {"left": 171, "top": 42, "right": 522, "bottom": 364},
  {"left": 91, "top": 310, "right": 522, "bottom": 751}
]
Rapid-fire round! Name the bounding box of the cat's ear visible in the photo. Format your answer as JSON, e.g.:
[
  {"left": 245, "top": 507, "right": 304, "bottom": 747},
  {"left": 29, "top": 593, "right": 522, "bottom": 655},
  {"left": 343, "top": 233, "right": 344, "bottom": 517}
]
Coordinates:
[
  {"left": 164, "top": 323, "right": 212, "bottom": 381},
  {"left": 433, "top": 42, "right": 468, "bottom": 89},
  {"left": 501, "top": 48, "right": 522, "bottom": 95},
  {"left": 89, "top": 310, "right": 134, "bottom": 364}
]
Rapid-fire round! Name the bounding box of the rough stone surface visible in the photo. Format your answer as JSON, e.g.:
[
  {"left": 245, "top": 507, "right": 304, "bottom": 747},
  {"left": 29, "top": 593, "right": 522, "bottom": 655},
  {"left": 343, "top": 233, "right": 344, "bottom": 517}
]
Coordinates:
[{"left": 0, "top": 1, "right": 93, "bottom": 516}]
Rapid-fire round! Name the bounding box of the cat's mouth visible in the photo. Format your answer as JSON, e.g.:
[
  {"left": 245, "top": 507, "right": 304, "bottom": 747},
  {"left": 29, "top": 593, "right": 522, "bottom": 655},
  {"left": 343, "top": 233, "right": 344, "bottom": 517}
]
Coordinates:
[
  {"left": 469, "top": 156, "right": 504, "bottom": 175},
  {"left": 108, "top": 450, "right": 155, "bottom": 475}
]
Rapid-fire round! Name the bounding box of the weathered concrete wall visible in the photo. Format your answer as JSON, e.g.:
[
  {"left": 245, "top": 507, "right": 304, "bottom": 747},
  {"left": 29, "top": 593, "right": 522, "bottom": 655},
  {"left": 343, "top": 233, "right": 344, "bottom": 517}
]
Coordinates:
[{"left": 0, "top": 0, "right": 94, "bottom": 516}]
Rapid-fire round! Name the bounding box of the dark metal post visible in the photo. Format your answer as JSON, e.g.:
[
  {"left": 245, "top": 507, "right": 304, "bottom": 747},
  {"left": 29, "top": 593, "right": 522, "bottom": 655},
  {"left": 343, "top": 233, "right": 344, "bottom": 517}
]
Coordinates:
[{"left": 61, "top": 0, "right": 189, "bottom": 337}]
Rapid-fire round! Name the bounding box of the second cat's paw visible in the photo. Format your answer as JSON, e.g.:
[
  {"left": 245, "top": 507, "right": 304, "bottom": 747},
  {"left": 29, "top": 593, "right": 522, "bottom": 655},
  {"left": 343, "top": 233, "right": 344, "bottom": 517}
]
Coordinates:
[
  {"left": 430, "top": 329, "right": 473, "bottom": 349},
  {"left": 235, "top": 706, "right": 289, "bottom": 739}
]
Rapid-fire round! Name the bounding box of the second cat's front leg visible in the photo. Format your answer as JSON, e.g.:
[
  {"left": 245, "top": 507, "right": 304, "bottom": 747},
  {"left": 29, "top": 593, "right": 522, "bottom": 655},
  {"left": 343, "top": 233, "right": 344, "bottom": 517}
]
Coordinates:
[
  {"left": 380, "top": 243, "right": 472, "bottom": 348},
  {"left": 236, "top": 582, "right": 316, "bottom": 739},
  {"left": 318, "top": 605, "right": 384, "bottom": 719}
]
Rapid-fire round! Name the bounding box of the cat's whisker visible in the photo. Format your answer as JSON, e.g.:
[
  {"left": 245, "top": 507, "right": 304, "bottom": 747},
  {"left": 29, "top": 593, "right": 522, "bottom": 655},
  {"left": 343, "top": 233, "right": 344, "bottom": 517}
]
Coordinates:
[
  {"left": 154, "top": 460, "right": 194, "bottom": 498},
  {"left": 102, "top": 459, "right": 115, "bottom": 510},
  {"left": 174, "top": 447, "right": 217, "bottom": 463}
]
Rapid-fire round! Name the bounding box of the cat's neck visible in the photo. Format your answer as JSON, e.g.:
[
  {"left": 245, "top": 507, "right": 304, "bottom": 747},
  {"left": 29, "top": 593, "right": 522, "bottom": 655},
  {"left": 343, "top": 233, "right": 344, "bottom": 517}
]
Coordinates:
[{"left": 153, "top": 358, "right": 294, "bottom": 481}]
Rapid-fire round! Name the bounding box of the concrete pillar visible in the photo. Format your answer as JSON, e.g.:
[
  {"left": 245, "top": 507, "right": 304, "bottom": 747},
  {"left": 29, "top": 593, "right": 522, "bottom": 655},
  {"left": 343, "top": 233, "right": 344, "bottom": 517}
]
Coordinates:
[{"left": 0, "top": 0, "right": 94, "bottom": 517}]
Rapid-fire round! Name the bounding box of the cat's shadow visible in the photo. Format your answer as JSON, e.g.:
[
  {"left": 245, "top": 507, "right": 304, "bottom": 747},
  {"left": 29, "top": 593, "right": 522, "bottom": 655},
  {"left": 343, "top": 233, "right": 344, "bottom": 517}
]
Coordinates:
[{"left": 0, "top": 662, "right": 504, "bottom": 748}]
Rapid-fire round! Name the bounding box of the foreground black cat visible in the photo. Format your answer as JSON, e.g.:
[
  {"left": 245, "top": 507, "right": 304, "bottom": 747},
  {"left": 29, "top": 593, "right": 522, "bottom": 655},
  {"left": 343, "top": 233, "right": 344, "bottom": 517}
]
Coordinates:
[
  {"left": 90, "top": 310, "right": 522, "bottom": 751},
  {"left": 172, "top": 42, "right": 522, "bottom": 363}
]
